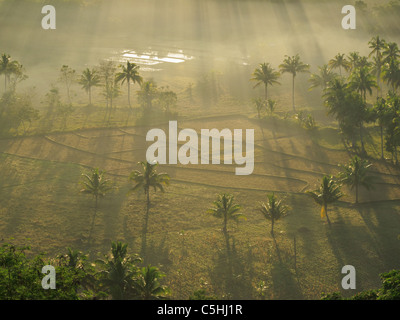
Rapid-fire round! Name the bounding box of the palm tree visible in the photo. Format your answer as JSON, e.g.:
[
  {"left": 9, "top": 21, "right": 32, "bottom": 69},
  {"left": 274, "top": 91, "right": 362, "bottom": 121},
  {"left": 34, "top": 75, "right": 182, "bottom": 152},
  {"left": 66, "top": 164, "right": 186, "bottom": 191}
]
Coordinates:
[
  {"left": 78, "top": 68, "right": 101, "bottom": 105},
  {"left": 96, "top": 241, "right": 141, "bottom": 300},
  {"left": 328, "top": 53, "right": 350, "bottom": 76},
  {"left": 133, "top": 265, "right": 169, "bottom": 300},
  {"left": 137, "top": 80, "right": 158, "bottom": 109},
  {"left": 129, "top": 161, "right": 170, "bottom": 256},
  {"left": 0, "top": 53, "right": 20, "bottom": 92},
  {"left": 338, "top": 155, "right": 375, "bottom": 204},
  {"left": 115, "top": 61, "right": 143, "bottom": 109},
  {"left": 279, "top": 54, "right": 310, "bottom": 111},
  {"left": 347, "top": 52, "right": 361, "bottom": 72},
  {"left": 307, "top": 175, "right": 343, "bottom": 226},
  {"left": 259, "top": 193, "right": 289, "bottom": 237},
  {"left": 348, "top": 66, "right": 376, "bottom": 154},
  {"left": 251, "top": 63, "right": 280, "bottom": 101},
  {"left": 382, "top": 59, "right": 400, "bottom": 92},
  {"left": 383, "top": 42, "right": 400, "bottom": 64},
  {"left": 80, "top": 168, "right": 112, "bottom": 239},
  {"left": 349, "top": 65, "right": 377, "bottom": 102},
  {"left": 207, "top": 193, "right": 244, "bottom": 252},
  {"left": 373, "top": 97, "right": 390, "bottom": 159},
  {"left": 323, "top": 78, "right": 349, "bottom": 129},
  {"left": 309, "top": 64, "right": 337, "bottom": 91},
  {"left": 368, "top": 36, "right": 386, "bottom": 97}
]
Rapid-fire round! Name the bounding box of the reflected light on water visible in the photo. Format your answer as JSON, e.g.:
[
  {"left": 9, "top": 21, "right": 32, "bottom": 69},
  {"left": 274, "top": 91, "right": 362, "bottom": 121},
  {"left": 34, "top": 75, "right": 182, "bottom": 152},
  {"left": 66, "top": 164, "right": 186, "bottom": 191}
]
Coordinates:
[{"left": 114, "top": 49, "right": 195, "bottom": 72}]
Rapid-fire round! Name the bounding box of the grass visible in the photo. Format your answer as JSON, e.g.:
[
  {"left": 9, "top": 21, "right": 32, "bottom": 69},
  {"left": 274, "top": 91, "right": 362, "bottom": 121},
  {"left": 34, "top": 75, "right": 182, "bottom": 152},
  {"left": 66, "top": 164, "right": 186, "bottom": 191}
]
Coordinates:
[{"left": 1, "top": 91, "right": 400, "bottom": 300}]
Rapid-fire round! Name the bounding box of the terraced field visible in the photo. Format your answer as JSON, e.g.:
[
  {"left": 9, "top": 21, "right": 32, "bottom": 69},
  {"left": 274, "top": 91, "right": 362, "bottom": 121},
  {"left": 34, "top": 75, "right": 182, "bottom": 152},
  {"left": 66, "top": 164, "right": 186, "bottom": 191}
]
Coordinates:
[{"left": 1, "top": 113, "right": 400, "bottom": 299}]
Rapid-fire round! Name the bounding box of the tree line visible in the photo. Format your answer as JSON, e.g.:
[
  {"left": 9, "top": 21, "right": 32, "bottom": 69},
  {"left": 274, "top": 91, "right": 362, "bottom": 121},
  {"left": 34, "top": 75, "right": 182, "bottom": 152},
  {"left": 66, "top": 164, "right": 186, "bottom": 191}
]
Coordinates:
[
  {"left": 0, "top": 57, "right": 178, "bottom": 135},
  {"left": 251, "top": 36, "right": 400, "bottom": 163}
]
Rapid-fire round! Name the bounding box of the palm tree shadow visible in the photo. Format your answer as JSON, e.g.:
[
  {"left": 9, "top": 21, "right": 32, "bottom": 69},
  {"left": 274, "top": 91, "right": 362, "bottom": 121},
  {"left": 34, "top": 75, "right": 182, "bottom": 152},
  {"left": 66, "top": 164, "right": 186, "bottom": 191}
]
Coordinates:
[
  {"left": 270, "top": 262, "right": 303, "bottom": 299},
  {"left": 144, "top": 233, "right": 173, "bottom": 269},
  {"left": 209, "top": 236, "right": 254, "bottom": 299},
  {"left": 272, "top": 236, "right": 283, "bottom": 265}
]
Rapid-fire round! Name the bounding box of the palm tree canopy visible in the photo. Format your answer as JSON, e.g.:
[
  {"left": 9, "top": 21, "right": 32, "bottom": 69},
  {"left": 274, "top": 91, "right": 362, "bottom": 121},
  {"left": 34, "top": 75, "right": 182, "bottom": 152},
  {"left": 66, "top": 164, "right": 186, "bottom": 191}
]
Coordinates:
[
  {"left": 338, "top": 156, "right": 375, "bottom": 191},
  {"left": 115, "top": 61, "right": 143, "bottom": 86},
  {"left": 259, "top": 193, "right": 289, "bottom": 222},
  {"left": 307, "top": 175, "right": 343, "bottom": 206},
  {"left": 80, "top": 168, "right": 112, "bottom": 198},
  {"left": 279, "top": 54, "right": 310, "bottom": 77},
  {"left": 309, "top": 64, "right": 337, "bottom": 90},
  {"left": 129, "top": 161, "right": 170, "bottom": 195},
  {"left": 349, "top": 65, "right": 377, "bottom": 99},
  {"left": 328, "top": 53, "right": 350, "bottom": 73},
  {"left": 133, "top": 265, "right": 169, "bottom": 300},
  {"left": 368, "top": 36, "right": 386, "bottom": 59},
  {"left": 251, "top": 63, "right": 281, "bottom": 88},
  {"left": 382, "top": 59, "right": 400, "bottom": 91},
  {"left": 0, "top": 53, "right": 20, "bottom": 76},
  {"left": 383, "top": 42, "right": 400, "bottom": 64},
  {"left": 78, "top": 68, "right": 101, "bottom": 92},
  {"left": 207, "top": 193, "right": 244, "bottom": 223}
]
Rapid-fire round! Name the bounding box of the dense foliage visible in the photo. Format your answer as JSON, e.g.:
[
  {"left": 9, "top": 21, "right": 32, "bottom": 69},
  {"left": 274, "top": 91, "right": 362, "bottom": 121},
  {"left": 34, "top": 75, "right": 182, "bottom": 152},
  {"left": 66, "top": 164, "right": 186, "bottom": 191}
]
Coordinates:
[{"left": 0, "top": 241, "right": 169, "bottom": 300}]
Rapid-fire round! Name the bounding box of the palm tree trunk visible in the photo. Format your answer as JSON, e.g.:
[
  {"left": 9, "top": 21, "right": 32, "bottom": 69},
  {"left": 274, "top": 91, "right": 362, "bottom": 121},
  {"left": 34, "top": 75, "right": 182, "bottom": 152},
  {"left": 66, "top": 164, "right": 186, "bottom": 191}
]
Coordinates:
[
  {"left": 325, "top": 204, "right": 331, "bottom": 226},
  {"left": 223, "top": 213, "right": 230, "bottom": 253},
  {"left": 360, "top": 123, "right": 365, "bottom": 154},
  {"left": 89, "top": 195, "right": 98, "bottom": 244},
  {"left": 89, "top": 86, "right": 92, "bottom": 105},
  {"left": 264, "top": 84, "right": 268, "bottom": 102},
  {"left": 380, "top": 125, "right": 384, "bottom": 159},
  {"left": 292, "top": 74, "right": 295, "bottom": 111},
  {"left": 128, "top": 81, "right": 131, "bottom": 109},
  {"left": 355, "top": 183, "right": 359, "bottom": 204},
  {"left": 142, "top": 189, "right": 150, "bottom": 259},
  {"left": 270, "top": 218, "right": 275, "bottom": 237}
]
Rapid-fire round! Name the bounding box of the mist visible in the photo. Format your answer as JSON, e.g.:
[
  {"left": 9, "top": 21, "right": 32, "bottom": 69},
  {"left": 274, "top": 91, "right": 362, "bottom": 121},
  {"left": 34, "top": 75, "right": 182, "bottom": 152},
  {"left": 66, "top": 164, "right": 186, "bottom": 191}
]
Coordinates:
[{"left": 2, "top": 0, "right": 398, "bottom": 102}]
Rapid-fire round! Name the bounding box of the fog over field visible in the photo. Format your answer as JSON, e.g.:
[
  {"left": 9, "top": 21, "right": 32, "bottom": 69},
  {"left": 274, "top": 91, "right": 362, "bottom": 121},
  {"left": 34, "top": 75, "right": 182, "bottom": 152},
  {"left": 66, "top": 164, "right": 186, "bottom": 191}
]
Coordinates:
[
  {"left": 2, "top": 0, "right": 398, "bottom": 98},
  {"left": 1, "top": 0, "right": 400, "bottom": 302}
]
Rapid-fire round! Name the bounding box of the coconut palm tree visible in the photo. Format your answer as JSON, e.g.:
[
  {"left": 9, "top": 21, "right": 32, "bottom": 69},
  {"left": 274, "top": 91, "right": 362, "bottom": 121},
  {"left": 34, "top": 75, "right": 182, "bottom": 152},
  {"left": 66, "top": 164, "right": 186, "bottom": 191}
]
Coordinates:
[
  {"left": 259, "top": 193, "right": 289, "bottom": 237},
  {"left": 251, "top": 62, "right": 281, "bottom": 101},
  {"left": 368, "top": 36, "right": 386, "bottom": 96},
  {"left": 323, "top": 78, "right": 349, "bottom": 126},
  {"left": 96, "top": 241, "right": 141, "bottom": 300},
  {"left": 373, "top": 97, "right": 390, "bottom": 159},
  {"left": 129, "top": 161, "right": 170, "bottom": 256},
  {"left": 383, "top": 42, "right": 400, "bottom": 64},
  {"left": 382, "top": 59, "right": 400, "bottom": 92},
  {"left": 338, "top": 155, "right": 375, "bottom": 204},
  {"left": 347, "top": 52, "right": 361, "bottom": 72},
  {"left": 207, "top": 193, "right": 244, "bottom": 252},
  {"left": 0, "top": 53, "right": 20, "bottom": 92},
  {"left": 133, "top": 265, "right": 169, "bottom": 300},
  {"left": 309, "top": 64, "right": 337, "bottom": 91},
  {"left": 78, "top": 68, "right": 101, "bottom": 105},
  {"left": 349, "top": 65, "right": 377, "bottom": 102},
  {"left": 279, "top": 54, "right": 310, "bottom": 111},
  {"left": 115, "top": 61, "right": 143, "bottom": 109},
  {"left": 307, "top": 175, "right": 343, "bottom": 226},
  {"left": 328, "top": 53, "right": 350, "bottom": 76},
  {"left": 80, "top": 168, "right": 112, "bottom": 240}
]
